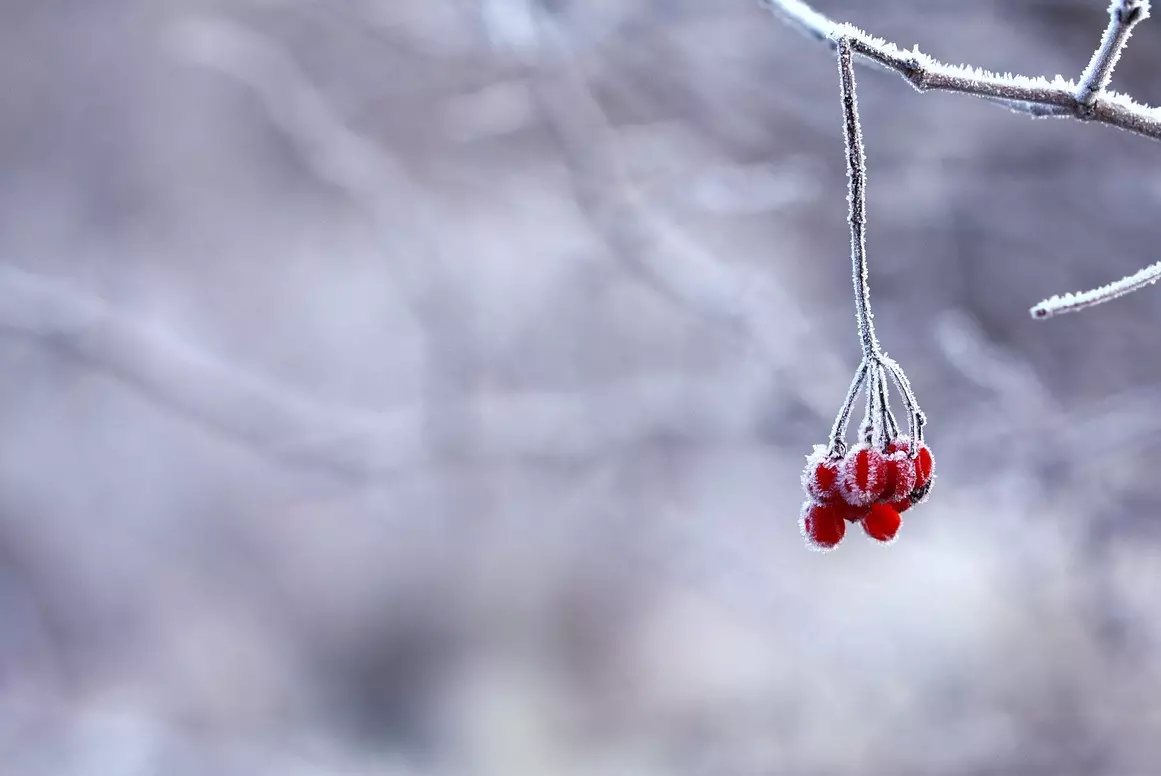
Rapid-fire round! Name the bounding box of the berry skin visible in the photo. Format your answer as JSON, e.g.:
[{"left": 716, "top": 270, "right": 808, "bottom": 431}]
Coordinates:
[
  {"left": 913, "top": 443, "right": 934, "bottom": 489},
  {"left": 880, "top": 451, "right": 918, "bottom": 502},
  {"left": 800, "top": 501, "right": 847, "bottom": 551},
  {"left": 889, "top": 437, "right": 935, "bottom": 505},
  {"left": 862, "top": 502, "right": 902, "bottom": 543},
  {"left": 889, "top": 498, "right": 913, "bottom": 514},
  {"left": 839, "top": 444, "right": 888, "bottom": 506},
  {"left": 838, "top": 501, "right": 872, "bottom": 523},
  {"left": 801, "top": 446, "right": 842, "bottom": 503}
]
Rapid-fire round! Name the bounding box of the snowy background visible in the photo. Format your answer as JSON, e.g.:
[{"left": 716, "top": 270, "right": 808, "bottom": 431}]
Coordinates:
[{"left": 2, "top": 0, "right": 1161, "bottom": 773}]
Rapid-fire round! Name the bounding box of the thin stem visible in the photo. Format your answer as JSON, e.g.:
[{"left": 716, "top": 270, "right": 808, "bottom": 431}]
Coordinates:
[
  {"left": 828, "top": 361, "right": 868, "bottom": 455},
  {"left": 874, "top": 362, "right": 897, "bottom": 447},
  {"left": 1076, "top": 1, "right": 1150, "bottom": 107},
  {"left": 882, "top": 356, "right": 923, "bottom": 448},
  {"left": 837, "top": 37, "right": 879, "bottom": 360},
  {"left": 859, "top": 363, "right": 876, "bottom": 445}
]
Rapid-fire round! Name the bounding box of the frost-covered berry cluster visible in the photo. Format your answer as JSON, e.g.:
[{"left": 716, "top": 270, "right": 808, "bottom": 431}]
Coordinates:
[
  {"left": 798, "top": 38, "right": 935, "bottom": 552},
  {"left": 800, "top": 425, "right": 934, "bottom": 551},
  {"left": 799, "top": 353, "right": 934, "bottom": 551}
]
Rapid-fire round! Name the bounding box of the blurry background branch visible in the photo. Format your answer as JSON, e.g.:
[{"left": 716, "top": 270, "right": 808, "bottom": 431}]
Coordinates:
[
  {"left": 170, "top": 17, "right": 485, "bottom": 463},
  {"left": 509, "top": 10, "right": 848, "bottom": 419},
  {"left": 0, "top": 8, "right": 846, "bottom": 483},
  {"left": 0, "top": 264, "right": 782, "bottom": 481}
]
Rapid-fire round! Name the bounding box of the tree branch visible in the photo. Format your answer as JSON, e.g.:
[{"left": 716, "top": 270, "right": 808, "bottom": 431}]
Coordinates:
[
  {"left": 759, "top": 0, "right": 1160, "bottom": 137},
  {"left": 1077, "top": 0, "right": 1150, "bottom": 107},
  {"left": 760, "top": 0, "right": 1161, "bottom": 317}
]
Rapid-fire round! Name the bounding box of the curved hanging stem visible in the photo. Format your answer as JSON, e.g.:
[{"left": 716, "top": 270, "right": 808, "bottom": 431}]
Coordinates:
[
  {"left": 837, "top": 36, "right": 880, "bottom": 360},
  {"left": 882, "top": 355, "right": 924, "bottom": 449},
  {"left": 874, "top": 362, "right": 898, "bottom": 447},
  {"left": 827, "top": 361, "right": 868, "bottom": 456}
]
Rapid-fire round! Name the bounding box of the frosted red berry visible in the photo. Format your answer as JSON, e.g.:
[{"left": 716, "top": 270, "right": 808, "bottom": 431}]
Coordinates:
[
  {"left": 800, "top": 350, "right": 930, "bottom": 551},
  {"left": 800, "top": 501, "right": 847, "bottom": 551},
  {"left": 838, "top": 501, "right": 872, "bottom": 522},
  {"left": 839, "top": 444, "right": 888, "bottom": 506},
  {"left": 913, "top": 443, "right": 934, "bottom": 489},
  {"left": 801, "top": 446, "right": 842, "bottom": 503},
  {"left": 889, "top": 497, "right": 913, "bottom": 514},
  {"left": 880, "top": 451, "right": 917, "bottom": 502},
  {"left": 862, "top": 502, "right": 902, "bottom": 543}
]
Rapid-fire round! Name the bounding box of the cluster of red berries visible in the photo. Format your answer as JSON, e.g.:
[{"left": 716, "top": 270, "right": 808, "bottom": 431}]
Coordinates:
[{"left": 799, "top": 435, "right": 934, "bottom": 551}]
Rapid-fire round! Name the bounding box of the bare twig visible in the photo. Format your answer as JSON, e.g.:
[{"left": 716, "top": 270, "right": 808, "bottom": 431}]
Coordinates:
[
  {"left": 0, "top": 266, "right": 775, "bottom": 480},
  {"left": 760, "top": 0, "right": 1161, "bottom": 317},
  {"left": 1030, "top": 260, "right": 1161, "bottom": 318}
]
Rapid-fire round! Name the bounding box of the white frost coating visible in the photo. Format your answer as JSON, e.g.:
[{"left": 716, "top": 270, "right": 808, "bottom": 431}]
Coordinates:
[
  {"left": 838, "top": 443, "right": 887, "bottom": 507},
  {"left": 799, "top": 500, "right": 842, "bottom": 554},
  {"left": 1076, "top": 1, "right": 1149, "bottom": 106},
  {"left": 802, "top": 444, "right": 840, "bottom": 502},
  {"left": 1031, "top": 260, "right": 1161, "bottom": 317}
]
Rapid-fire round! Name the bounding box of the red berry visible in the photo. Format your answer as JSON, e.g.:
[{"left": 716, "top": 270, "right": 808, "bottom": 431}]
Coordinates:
[
  {"left": 914, "top": 443, "right": 934, "bottom": 489},
  {"left": 889, "top": 498, "right": 913, "bottom": 514},
  {"left": 839, "top": 444, "right": 888, "bottom": 506},
  {"left": 800, "top": 501, "right": 847, "bottom": 551},
  {"left": 862, "top": 502, "right": 902, "bottom": 543},
  {"left": 886, "top": 436, "right": 911, "bottom": 455},
  {"left": 838, "top": 501, "right": 872, "bottom": 522},
  {"left": 880, "top": 451, "right": 917, "bottom": 501},
  {"left": 801, "top": 446, "right": 842, "bottom": 503}
]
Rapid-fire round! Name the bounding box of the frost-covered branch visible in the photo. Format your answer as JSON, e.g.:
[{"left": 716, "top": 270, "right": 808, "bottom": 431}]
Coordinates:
[
  {"left": 761, "top": 0, "right": 1161, "bottom": 317},
  {"left": 760, "top": 0, "right": 1159, "bottom": 136},
  {"left": 1030, "top": 260, "right": 1161, "bottom": 318},
  {"left": 1077, "top": 0, "right": 1149, "bottom": 107}
]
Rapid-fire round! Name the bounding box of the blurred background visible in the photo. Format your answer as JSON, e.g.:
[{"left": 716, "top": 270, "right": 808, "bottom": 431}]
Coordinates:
[{"left": 2, "top": 0, "right": 1161, "bottom": 773}]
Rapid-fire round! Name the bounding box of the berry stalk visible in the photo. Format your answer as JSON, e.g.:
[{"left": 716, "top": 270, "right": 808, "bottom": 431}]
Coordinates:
[{"left": 837, "top": 37, "right": 879, "bottom": 361}]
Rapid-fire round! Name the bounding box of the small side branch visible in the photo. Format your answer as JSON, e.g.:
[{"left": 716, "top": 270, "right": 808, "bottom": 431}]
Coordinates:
[
  {"left": 1030, "top": 260, "right": 1161, "bottom": 318},
  {"left": 1077, "top": 0, "right": 1150, "bottom": 107}
]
